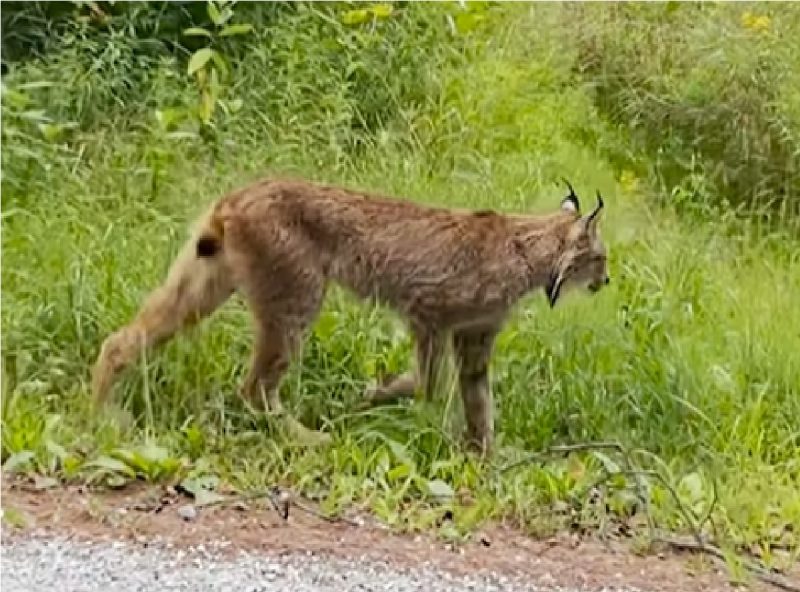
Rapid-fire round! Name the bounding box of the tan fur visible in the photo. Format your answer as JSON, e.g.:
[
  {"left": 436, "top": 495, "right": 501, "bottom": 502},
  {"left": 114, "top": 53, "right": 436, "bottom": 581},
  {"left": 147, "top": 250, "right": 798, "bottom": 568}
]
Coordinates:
[{"left": 91, "top": 177, "right": 610, "bottom": 454}]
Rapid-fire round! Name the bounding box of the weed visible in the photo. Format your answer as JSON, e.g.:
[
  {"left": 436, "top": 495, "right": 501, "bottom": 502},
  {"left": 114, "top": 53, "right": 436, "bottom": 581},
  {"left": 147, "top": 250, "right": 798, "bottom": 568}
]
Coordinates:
[{"left": 1, "top": 1, "right": 799, "bottom": 576}]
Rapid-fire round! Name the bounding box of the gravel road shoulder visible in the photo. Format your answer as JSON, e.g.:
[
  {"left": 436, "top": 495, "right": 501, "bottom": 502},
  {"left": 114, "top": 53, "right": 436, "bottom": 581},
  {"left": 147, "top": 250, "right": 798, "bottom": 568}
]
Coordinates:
[{"left": 0, "top": 480, "right": 781, "bottom": 592}]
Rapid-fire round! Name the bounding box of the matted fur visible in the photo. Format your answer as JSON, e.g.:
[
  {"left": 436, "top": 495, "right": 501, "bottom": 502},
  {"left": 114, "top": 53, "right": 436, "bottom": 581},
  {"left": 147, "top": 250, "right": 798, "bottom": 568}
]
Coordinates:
[{"left": 91, "top": 177, "right": 610, "bottom": 453}]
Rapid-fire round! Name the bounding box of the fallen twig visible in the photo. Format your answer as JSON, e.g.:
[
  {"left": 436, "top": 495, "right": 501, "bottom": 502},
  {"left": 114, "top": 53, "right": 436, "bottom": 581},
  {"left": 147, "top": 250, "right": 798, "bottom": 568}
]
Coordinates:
[
  {"left": 184, "top": 486, "right": 361, "bottom": 527},
  {"left": 290, "top": 496, "right": 361, "bottom": 527},
  {"left": 497, "top": 441, "right": 626, "bottom": 474},
  {"left": 496, "top": 440, "right": 798, "bottom": 592},
  {"left": 656, "top": 534, "right": 800, "bottom": 592}
]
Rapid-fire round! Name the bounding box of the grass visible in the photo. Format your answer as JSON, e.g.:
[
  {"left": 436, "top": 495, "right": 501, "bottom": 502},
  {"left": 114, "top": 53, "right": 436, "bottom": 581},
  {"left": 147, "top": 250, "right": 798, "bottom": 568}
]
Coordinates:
[{"left": 2, "top": 0, "right": 799, "bottom": 582}]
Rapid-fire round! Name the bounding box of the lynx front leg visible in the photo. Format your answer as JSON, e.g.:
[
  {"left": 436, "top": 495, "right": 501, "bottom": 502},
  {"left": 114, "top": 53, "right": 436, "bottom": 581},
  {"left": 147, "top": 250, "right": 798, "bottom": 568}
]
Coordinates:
[
  {"left": 453, "top": 328, "right": 497, "bottom": 456},
  {"left": 240, "top": 319, "right": 330, "bottom": 446},
  {"left": 239, "top": 321, "right": 290, "bottom": 413},
  {"left": 363, "top": 328, "right": 447, "bottom": 405}
]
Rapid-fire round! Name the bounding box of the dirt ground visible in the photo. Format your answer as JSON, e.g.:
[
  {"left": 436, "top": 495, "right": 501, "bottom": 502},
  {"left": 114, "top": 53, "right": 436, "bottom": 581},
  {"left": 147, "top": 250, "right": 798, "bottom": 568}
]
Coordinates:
[{"left": 1, "top": 477, "right": 794, "bottom": 592}]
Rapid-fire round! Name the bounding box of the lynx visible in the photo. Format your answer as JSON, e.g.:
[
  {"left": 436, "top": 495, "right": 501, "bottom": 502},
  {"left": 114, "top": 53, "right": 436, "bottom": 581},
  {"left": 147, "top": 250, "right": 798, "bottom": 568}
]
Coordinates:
[{"left": 91, "top": 177, "right": 610, "bottom": 454}]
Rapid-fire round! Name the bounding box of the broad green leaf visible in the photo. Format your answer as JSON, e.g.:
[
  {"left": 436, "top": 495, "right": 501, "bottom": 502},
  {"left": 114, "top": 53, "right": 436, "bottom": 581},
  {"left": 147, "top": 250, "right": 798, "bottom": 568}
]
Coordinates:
[
  {"left": 609, "top": 472, "right": 629, "bottom": 489},
  {"left": 136, "top": 443, "right": 170, "bottom": 464},
  {"left": 567, "top": 454, "right": 585, "bottom": 481},
  {"left": 188, "top": 48, "right": 214, "bottom": 76},
  {"left": 106, "top": 474, "right": 128, "bottom": 488},
  {"left": 426, "top": 479, "right": 455, "bottom": 499},
  {"left": 1, "top": 507, "right": 29, "bottom": 528},
  {"left": 199, "top": 89, "right": 216, "bottom": 124},
  {"left": 3, "top": 89, "right": 29, "bottom": 109},
  {"left": 85, "top": 455, "right": 136, "bottom": 477},
  {"left": 679, "top": 471, "right": 705, "bottom": 504},
  {"left": 44, "top": 414, "right": 62, "bottom": 434},
  {"left": 207, "top": 1, "right": 223, "bottom": 25},
  {"left": 454, "top": 12, "right": 485, "bottom": 34},
  {"left": 218, "top": 7, "right": 234, "bottom": 25},
  {"left": 152, "top": 457, "right": 184, "bottom": 480},
  {"left": 465, "top": 0, "right": 490, "bottom": 12},
  {"left": 20, "top": 110, "right": 50, "bottom": 123},
  {"left": 220, "top": 23, "right": 253, "bottom": 37},
  {"left": 342, "top": 9, "right": 370, "bottom": 25},
  {"left": 180, "top": 474, "right": 217, "bottom": 495},
  {"left": 209, "top": 66, "right": 220, "bottom": 96},
  {"left": 45, "top": 440, "right": 68, "bottom": 461},
  {"left": 2, "top": 450, "right": 35, "bottom": 473},
  {"left": 181, "top": 474, "right": 225, "bottom": 506},
  {"left": 591, "top": 450, "right": 621, "bottom": 474},
  {"left": 39, "top": 123, "right": 64, "bottom": 142},
  {"left": 110, "top": 448, "right": 141, "bottom": 471},
  {"left": 385, "top": 438, "right": 412, "bottom": 464},
  {"left": 370, "top": 4, "right": 393, "bottom": 18},
  {"left": 194, "top": 488, "right": 226, "bottom": 506},
  {"left": 183, "top": 27, "right": 213, "bottom": 38},
  {"left": 155, "top": 108, "right": 183, "bottom": 131},
  {"left": 210, "top": 50, "right": 229, "bottom": 80},
  {"left": 387, "top": 463, "right": 411, "bottom": 482},
  {"left": 314, "top": 312, "right": 338, "bottom": 340},
  {"left": 62, "top": 456, "right": 83, "bottom": 476}
]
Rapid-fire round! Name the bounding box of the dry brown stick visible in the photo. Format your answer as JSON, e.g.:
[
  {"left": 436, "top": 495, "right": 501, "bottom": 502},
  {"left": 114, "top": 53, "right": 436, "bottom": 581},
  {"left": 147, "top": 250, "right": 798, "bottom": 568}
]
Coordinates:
[
  {"left": 656, "top": 534, "right": 800, "bottom": 592},
  {"left": 583, "top": 470, "right": 796, "bottom": 592},
  {"left": 497, "top": 441, "right": 626, "bottom": 473},
  {"left": 195, "top": 487, "right": 361, "bottom": 527},
  {"left": 498, "top": 443, "right": 797, "bottom": 592},
  {"left": 289, "top": 496, "right": 361, "bottom": 527},
  {"left": 697, "top": 477, "right": 718, "bottom": 535},
  {"left": 499, "top": 441, "right": 657, "bottom": 540}
]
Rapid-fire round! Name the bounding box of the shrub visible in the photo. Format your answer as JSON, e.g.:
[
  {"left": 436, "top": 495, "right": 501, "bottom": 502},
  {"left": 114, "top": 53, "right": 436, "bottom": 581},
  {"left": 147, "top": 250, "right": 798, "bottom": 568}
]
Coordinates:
[{"left": 571, "top": 2, "right": 800, "bottom": 220}]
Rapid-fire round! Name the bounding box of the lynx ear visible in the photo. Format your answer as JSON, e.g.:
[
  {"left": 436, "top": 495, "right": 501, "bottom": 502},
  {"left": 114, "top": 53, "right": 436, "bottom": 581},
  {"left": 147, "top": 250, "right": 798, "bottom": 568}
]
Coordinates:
[
  {"left": 584, "top": 191, "right": 604, "bottom": 229},
  {"left": 560, "top": 178, "right": 580, "bottom": 213}
]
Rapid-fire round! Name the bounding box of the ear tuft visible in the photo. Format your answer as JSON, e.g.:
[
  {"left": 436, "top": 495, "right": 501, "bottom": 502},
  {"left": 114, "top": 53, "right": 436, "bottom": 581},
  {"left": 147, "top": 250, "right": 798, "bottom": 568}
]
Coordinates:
[
  {"left": 560, "top": 177, "right": 580, "bottom": 213},
  {"left": 586, "top": 190, "right": 604, "bottom": 224}
]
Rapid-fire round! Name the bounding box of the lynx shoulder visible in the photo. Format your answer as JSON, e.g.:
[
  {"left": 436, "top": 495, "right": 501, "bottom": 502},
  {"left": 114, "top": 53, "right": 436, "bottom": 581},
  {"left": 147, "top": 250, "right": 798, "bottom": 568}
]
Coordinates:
[{"left": 91, "top": 177, "right": 610, "bottom": 453}]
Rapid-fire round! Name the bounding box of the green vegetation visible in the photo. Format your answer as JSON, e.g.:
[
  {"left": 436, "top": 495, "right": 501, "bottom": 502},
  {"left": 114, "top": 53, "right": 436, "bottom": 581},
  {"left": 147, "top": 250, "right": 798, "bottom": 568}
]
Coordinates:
[{"left": 2, "top": 0, "right": 798, "bottom": 580}]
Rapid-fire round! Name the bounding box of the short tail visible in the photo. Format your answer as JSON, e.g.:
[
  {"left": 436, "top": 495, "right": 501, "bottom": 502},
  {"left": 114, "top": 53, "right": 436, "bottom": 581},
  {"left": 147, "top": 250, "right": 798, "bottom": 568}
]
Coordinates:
[
  {"left": 195, "top": 206, "right": 225, "bottom": 257},
  {"left": 92, "top": 205, "right": 233, "bottom": 405}
]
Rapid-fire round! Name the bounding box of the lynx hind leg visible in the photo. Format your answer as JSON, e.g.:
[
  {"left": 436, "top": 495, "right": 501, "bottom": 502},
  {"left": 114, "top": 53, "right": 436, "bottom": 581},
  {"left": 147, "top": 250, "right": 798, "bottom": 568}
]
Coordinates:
[
  {"left": 238, "top": 275, "right": 330, "bottom": 446},
  {"left": 363, "top": 371, "right": 416, "bottom": 405},
  {"left": 453, "top": 328, "right": 497, "bottom": 456},
  {"left": 363, "top": 327, "right": 448, "bottom": 405}
]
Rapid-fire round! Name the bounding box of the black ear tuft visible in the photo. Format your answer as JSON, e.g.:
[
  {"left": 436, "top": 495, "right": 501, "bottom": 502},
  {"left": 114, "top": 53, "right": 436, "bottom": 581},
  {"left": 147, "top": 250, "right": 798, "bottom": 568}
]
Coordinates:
[
  {"left": 587, "top": 190, "right": 605, "bottom": 223},
  {"left": 560, "top": 178, "right": 580, "bottom": 213}
]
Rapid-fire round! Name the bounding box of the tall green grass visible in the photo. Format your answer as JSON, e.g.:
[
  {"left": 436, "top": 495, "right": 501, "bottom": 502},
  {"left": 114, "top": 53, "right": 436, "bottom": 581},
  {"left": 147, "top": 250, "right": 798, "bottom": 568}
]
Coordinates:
[{"left": 2, "top": 0, "right": 798, "bottom": 571}]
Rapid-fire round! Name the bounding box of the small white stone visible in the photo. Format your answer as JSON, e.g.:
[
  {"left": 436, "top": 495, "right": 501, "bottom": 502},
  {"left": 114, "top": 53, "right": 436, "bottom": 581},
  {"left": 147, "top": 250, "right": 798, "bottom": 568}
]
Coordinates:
[{"left": 177, "top": 504, "right": 197, "bottom": 521}]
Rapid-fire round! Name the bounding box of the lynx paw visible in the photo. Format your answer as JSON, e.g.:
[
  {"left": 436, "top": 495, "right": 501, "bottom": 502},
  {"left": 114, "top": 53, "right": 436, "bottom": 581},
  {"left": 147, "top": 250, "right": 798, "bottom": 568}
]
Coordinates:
[{"left": 284, "top": 416, "right": 332, "bottom": 447}]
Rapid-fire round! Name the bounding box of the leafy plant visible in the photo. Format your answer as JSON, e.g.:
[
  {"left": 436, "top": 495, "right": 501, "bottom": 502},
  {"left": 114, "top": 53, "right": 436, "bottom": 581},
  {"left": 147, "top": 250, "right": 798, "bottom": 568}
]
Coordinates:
[
  {"left": 182, "top": 0, "right": 252, "bottom": 155},
  {"left": 1, "top": 1, "right": 799, "bottom": 572}
]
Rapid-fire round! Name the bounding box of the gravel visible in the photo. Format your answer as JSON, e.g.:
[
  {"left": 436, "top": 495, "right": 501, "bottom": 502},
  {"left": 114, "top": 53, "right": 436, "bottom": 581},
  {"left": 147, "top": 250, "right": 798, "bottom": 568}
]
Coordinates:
[{"left": 1, "top": 535, "right": 641, "bottom": 592}]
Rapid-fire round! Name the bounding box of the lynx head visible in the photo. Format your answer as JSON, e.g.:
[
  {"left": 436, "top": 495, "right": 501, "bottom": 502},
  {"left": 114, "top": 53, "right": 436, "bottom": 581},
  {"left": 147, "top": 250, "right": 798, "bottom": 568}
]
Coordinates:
[{"left": 546, "top": 180, "right": 610, "bottom": 308}]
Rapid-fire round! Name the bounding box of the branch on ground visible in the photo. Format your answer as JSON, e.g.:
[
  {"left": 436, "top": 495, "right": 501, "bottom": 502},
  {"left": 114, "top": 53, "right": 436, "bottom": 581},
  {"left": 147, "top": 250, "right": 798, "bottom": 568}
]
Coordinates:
[{"left": 496, "top": 440, "right": 798, "bottom": 592}]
